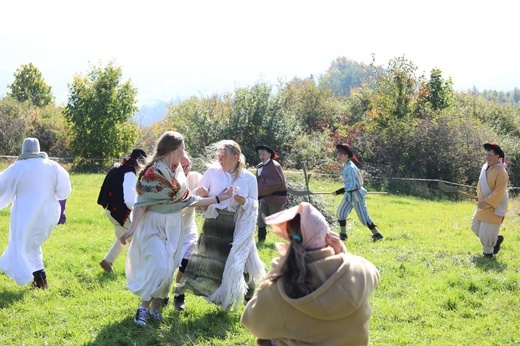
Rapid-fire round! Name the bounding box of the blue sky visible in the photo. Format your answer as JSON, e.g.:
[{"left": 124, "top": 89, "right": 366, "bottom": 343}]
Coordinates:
[{"left": 1, "top": 0, "right": 519, "bottom": 107}]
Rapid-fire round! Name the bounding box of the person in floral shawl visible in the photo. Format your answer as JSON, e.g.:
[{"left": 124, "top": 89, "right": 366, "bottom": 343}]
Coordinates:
[{"left": 119, "top": 131, "right": 233, "bottom": 326}]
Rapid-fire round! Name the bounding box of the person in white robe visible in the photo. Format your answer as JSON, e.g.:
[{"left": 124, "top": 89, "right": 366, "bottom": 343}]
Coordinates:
[{"left": 0, "top": 137, "right": 71, "bottom": 288}]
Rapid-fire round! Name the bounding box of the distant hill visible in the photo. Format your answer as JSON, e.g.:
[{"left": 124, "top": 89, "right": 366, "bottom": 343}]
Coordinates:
[{"left": 133, "top": 99, "right": 169, "bottom": 126}]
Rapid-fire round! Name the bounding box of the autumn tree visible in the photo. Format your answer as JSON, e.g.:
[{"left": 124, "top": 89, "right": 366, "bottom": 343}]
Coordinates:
[
  {"left": 7, "top": 63, "right": 54, "bottom": 107},
  {"left": 319, "top": 57, "right": 366, "bottom": 97},
  {"left": 64, "top": 61, "right": 139, "bottom": 171}
]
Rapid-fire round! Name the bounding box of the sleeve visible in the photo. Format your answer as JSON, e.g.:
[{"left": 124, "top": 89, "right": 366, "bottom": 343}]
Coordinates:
[
  {"left": 485, "top": 169, "right": 509, "bottom": 208},
  {"left": 54, "top": 163, "right": 72, "bottom": 200},
  {"left": 123, "top": 171, "right": 138, "bottom": 210},
  {"left": 197, "top": 168, "right": 213, "bottom": 191},
  {"left": 257, "top": 164, "right": 284, "bottom": 197},
  {"left": 0, "top": 166, "right": 16, "bottom": 209},
  {"left": 240, "top": 280, "right": 285, "bottom": 340},
  {"left": 343, "top": 164, "right": 361, "bottom": 192}
]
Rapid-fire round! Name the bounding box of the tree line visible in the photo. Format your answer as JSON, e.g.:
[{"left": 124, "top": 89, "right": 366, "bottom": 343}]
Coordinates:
[{"left": 2, "top": 57, "right": 520, "bottom": 193}]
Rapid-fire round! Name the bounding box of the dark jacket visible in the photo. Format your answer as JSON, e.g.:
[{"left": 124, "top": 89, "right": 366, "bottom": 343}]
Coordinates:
[
  {"left": 97, "top": 163, "right": 136, "bottom": 226},
  {"left": 256, "top": 159, "right": 287, "bottom": 205}
]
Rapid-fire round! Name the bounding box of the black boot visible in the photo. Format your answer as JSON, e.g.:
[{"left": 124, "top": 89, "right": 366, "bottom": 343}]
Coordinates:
[
  {"left": 368, "top": 223, "right": 384, "bottom": 242},
  {"left": 258, "top": 227, "right": 266, "bottom": 242},
  {"left": 32, "top": 269, "right": 48, "bottom": 289},
  {"left": 174, "top": 294, "right": 186, "bottom": 311}
]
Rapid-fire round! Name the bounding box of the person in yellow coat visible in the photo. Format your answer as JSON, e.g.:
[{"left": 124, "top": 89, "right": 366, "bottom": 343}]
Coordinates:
[
  {"left": 241, "top": 202, "right": 380, "bottom": 346},
  {"left": 471, "top": 142, "right": 509, "bottom": 258}
]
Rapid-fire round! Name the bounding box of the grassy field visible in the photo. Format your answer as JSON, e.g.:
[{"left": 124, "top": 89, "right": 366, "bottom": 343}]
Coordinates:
[{"left": 0, "top": 173, "right": 519, "bottom": 345}]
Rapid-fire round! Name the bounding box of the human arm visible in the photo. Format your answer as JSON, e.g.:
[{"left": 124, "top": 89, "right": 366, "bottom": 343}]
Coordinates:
[
  {"left": 122, "top": 172, "right": 137, "bottom": 210},
  {"left": 191, "top": 186, "right": 234, "bottom": 207},
  {"left": 331, "top": 187, "right": 345, "bottom": 196},
  {"left": 120, "top": 206, "right": 147, "bottom": 244},
  {"left": 234, "top": 172, "right": 258, "bottom": 206},
  {"left": 257, "top": 163, "right": 285, "bottom": 197},
  {"left": 480, "top": 168, "right": 509, "bottom": 209},
  {"left": 54, "top": 163, "right": 72, "bottom": 200},
  {"left": 241, "top": 280, "right": 285, "bottom": 341},
  {"left": 326, "top": 232, "right": 347, "bottom": 254}
]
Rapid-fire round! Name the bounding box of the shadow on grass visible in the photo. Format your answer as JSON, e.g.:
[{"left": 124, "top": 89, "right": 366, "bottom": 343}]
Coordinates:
[
  {"left": 0, "top": 288, "right": 26, "bottom": 308},
  {"left": 471, "top": 255, "right": 507, "bottom": 272},
  {"left": 84, "top": 306, "right": 240, "bottom": 346},
  {"left": 85, "top": 315, "right": 176, "bottom": 346},
  {"left": 168, "top": 309, "right": 240, "bottom": 345}
]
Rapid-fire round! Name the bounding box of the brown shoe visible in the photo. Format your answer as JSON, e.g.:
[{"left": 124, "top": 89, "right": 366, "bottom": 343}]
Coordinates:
[
  {"left": 99, "top": 259, "right": 113, "bottom": 272},
  {"left": 33, "top": 278, "right": 48, "bottom": 289}
]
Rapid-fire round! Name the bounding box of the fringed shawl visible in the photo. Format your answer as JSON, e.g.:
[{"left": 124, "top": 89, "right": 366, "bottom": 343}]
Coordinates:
[
  {"left": 135, "top": 160, "right": 198, "bottom": 213},
  {"left": 208, "top": 197, "right": 266, "bottom": 310}
]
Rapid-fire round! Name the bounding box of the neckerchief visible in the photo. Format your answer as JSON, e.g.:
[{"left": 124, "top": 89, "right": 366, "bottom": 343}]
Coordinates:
[{"left": 135, "top": 160, "right": 198, "bottom": 213}]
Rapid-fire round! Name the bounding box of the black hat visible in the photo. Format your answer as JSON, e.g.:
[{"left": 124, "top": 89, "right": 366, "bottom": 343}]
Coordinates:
[
  {"left": 483, "top": 142, "right": 505, "bottom": 159},
  {"left": 255, "top": 145, "right": 279, "bottom": 160},
  {"left": 124, "top": 148, "right": 147, "bottom": 167},
  {"left": 336, "top": 143, "right": 359, "bottom": 163},
  {"left": 130, "top": 148, "right": 147, "bottom": 160}
]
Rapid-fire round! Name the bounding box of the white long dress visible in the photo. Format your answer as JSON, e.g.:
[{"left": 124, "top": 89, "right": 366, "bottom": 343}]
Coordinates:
[
  {"left": 179, "top": 171, "right": 203, "bottom": 264},
  {"left": 0, "top": 157, "right": 71, "bottom": 285},
  {"left": 125, "top": 161, "right": 196, "bottom": 301}
]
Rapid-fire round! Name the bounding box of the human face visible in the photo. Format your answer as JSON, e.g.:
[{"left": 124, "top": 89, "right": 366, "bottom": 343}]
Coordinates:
[
  {"left": 217, "top": 148, "right": 238, "bottom": 173},
  {"left": 485, "top": 150, "right": 500, "bottom": 166},
  {"left": 258, "top": 150, "right": 270, "bottom": 164},
  {"left": 180, "top": 156, "right": 191, "bottom": 175},
  {"left": 337, "top": 151, "right": 349, "bottom": 164},
  {"left": 170, "top": 140, "right": 186, "bottom": 166}
]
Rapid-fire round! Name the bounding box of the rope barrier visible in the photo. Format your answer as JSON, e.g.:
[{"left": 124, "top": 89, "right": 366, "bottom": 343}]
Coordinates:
[{"left": 2, "top": 155, "right": 520, "bottom": 190}]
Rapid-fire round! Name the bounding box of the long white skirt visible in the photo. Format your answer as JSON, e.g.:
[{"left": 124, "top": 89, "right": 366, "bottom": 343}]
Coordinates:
[{"left": 125, "top": 210, "right": 183, "bottom": 302}]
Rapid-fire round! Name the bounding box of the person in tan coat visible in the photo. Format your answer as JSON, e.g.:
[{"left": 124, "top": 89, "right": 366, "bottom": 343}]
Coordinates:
[
  {"left": 241, "top": 202, "right": 380, "bottom": 346},
  {"left": 471, "top": 142, "right": 509, "bottom": 258}
]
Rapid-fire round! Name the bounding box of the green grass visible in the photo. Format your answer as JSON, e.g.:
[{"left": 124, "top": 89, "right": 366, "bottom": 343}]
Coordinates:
[{"left": 0, "top": 174, "right": 519, "bottom": 345}]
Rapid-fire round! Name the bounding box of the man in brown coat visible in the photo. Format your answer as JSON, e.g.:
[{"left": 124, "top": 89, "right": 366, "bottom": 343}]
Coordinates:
[{"left": 255, "top": 145, "right": 287, "bottom": 241}]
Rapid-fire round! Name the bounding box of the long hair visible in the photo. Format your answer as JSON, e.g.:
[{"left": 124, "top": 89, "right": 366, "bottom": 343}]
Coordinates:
[
  {"left": 206, "top": 140, "right": 246, "bottom": 182},
  {"left": 138, "top": 131, "right": 184, "bottom": 180},
  {"left": 270, "top": 214, "right": 313, "bottom": 299}
]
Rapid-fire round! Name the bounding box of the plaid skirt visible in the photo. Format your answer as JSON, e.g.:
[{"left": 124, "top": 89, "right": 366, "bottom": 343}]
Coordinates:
[{"left": 176, "top": 210, "right": 235, "bottom": 298}]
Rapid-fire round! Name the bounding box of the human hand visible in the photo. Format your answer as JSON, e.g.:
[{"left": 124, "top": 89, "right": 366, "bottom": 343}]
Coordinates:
[
  {"left": 234, "top": 194, "right": 246, "bottom": 205},
  {"left": 119, "top": 229, "right": 134, "bottom": 245},
  {"left": 194, "top": 186, "right": 209, "bottom": 197},
  {"left": 326, "top": 232, "right": 347, "bottom": 254},
  {"left": 218, "top": 186, "right": 234, "bottom": 201},
  {"left": 331, "top": 191, "right": 337, "bottom": 196},
  {"left": 477, "top": 200, "right": 490, "bottom": 209}
]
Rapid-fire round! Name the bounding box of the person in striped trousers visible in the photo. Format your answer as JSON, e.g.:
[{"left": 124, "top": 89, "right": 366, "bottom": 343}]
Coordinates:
[{"left": 332, "top": 143, "right": 383, "bottom": 242}]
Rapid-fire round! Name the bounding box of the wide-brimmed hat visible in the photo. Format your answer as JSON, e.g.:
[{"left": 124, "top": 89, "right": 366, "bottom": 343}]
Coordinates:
[
  {"left": 336, "top": 143, "right": 359, "bottom": 163},
  {"left": 22, "top": 137, "right": 40, "bottom": 154},
  {"left": 255, "top": 145, "right": 279, "bottom": 160},
  {"left": 130, "top": 148, "right": 147, "bottom": 160},
  {"left": 483, "top": 142, "right": 504, "bottom": 158},
  {"left": 124, "top": 148, "right": 147, "bottom": 166},
  {"left": 266, "top": 202, "right": 328, "bottom": 250}
]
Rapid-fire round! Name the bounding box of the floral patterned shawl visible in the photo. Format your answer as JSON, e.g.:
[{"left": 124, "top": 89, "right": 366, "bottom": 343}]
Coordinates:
[{"left": 134, "top": 160, "right": 198, "bottom": 213}]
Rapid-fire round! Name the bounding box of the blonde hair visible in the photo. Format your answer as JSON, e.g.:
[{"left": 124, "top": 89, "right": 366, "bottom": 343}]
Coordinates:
[
  {"left": 207, "top": 140, "right": 245, "bottom": 181},
  {"left": 138, "top": 131, "right": 184, "bottom": 180}
]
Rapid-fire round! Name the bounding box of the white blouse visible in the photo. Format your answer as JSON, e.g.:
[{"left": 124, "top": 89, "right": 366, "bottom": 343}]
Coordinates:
[{"left": 197, "top": 166, "right": 258, "bottom": 219}]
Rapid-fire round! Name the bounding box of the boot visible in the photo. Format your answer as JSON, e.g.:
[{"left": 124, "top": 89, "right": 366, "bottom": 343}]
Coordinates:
[
  {"left": 258, "top": 227, "right": 266, "bottom": 242},
  {"left": 368, "top": 223, "right": 383, "bottom": 242},
  {"left": 32, "top": 270, "right": 48, "bottom": 289}
]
